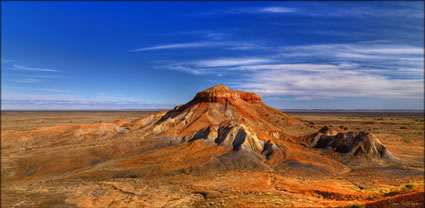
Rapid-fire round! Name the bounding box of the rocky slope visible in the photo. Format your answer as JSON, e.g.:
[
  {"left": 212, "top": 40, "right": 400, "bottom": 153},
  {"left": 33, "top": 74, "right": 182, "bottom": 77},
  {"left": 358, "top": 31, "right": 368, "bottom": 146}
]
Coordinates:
[{"left": 124, "top": 85, "right": 314, "bottom": 138}]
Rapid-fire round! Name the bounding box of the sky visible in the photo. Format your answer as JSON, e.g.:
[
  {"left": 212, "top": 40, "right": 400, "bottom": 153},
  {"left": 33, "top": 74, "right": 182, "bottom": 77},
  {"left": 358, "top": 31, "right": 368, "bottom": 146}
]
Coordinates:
[{"left": 1, "top": 1, "right": 424, "bottom": 110}]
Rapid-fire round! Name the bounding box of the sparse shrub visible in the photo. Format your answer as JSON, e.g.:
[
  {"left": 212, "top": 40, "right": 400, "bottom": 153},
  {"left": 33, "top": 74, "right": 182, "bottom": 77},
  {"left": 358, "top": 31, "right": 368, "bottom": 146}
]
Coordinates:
[
  {"left": 356, "top": 128, "right": 360, "bottom": 130},
  {"left": 368, "top": 195, "right": 378, "bottom": 200},
  {"left": 405, "top": 184, "right": 415, "bottom": 189},
  {"left": 399, "top": 126, "right": 407, "bottom": 129}
]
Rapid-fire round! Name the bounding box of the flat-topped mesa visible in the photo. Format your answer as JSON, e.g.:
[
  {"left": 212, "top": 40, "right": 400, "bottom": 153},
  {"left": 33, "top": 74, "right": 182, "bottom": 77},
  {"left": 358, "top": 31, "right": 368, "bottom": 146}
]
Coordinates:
[{"left": 191, "top": 85, "right": 262, "bottom": 104}]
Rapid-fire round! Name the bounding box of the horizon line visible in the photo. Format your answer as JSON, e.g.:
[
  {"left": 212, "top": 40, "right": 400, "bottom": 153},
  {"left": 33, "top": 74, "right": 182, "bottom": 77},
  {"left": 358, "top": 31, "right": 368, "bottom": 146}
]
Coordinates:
[{"left": 1, "top": 109, "right": 424, "bottom": 112}]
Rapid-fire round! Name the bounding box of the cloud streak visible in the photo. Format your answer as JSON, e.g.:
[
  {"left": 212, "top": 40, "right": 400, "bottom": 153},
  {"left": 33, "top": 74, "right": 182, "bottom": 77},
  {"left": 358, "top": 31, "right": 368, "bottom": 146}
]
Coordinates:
[
  {"left": 41, "top": 88, "right": 73, "bottom": 93},
  {"left": 230, "top": 65, "right": 423, "bottom": 99},
  {"left": 131, "top": 42, "right": 218, "bottom": 52},
  {"left": 131, "top": 41, "right": 264, "bottom": 52},
  {"left": 172, "top": 30, "right": 229, "bottom": 40},
  {"left": 195, "top": 3, "right": 423, "bottom": 18},
  {"left": 14, "top": 78, "right": 41, "bottom": 83},
  {"left": 162, "top": 57, "right": 274, "bottom": 75},
  {"left": 195, "top": 58, "right": 273, "bottom": 67},
  {"left": 13, "top": 64, "right": 59, "bottom": 72},
  {"left": 192, "top": 6, "right": 298, "bottom": 16},
  {"left": 162, "top": 41, "right": 424, "bottom": 100},
  {"left": 278, "top": 43, "right": 424, "bottom": 75},
  {"left": 259, "top": 7, "right": 297, "bottom": 13}
]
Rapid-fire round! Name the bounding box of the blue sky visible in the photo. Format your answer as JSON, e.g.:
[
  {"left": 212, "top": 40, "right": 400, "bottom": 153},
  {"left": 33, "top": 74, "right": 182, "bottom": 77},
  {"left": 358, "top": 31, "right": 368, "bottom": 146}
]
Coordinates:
[{"left": 1, "top": 1, "right": 424, "bottom": 110}]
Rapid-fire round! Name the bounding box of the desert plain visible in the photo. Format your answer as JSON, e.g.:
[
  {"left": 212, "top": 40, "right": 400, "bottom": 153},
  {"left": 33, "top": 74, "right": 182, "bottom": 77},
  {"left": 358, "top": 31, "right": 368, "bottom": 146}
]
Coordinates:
[{"left": 1, "top": 86, "right": 424, "bottom": 208}]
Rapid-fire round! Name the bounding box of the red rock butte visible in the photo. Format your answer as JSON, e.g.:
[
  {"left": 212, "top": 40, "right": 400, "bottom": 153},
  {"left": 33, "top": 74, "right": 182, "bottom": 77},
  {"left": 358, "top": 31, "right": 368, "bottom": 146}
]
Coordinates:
[{"left": 191, "top": 84, "right": 262, "bottom": 104}]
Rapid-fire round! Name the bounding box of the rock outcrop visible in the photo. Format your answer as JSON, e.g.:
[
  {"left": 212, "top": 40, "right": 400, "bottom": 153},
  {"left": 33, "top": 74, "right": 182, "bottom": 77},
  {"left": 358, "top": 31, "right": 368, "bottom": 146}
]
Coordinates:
[
  {"left": 319, "top": 126, "right": 338, "bottom": 136},
  {"left": 189, "top": 121, "right": 277, "bottom": 153},
  {"left": 301, "top": 126, "right": 397, "bottom": 164}
]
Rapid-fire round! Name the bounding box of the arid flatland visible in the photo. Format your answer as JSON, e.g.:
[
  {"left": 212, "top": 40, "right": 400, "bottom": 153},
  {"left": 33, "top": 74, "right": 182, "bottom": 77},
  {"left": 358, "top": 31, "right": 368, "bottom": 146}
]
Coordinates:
[{"left": 2, "top": 108, "right": 423, "bottom": 207}]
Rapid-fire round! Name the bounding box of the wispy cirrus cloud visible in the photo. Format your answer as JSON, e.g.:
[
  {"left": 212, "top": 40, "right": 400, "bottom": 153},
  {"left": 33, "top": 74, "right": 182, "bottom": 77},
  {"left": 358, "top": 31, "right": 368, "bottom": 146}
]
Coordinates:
[
  {"left": 328, "top": 5, "right": 423, "bottom": 18},
  {"left": 131, "top": 42, "right": 218, "bottom": 52},
  {"left": 172, "top": 30, "right": 229, "bottom": 41},
  {"left": 192, "top": 6, "right": 297, "bottom": 16},
  {"left": 193, "top": 3, "right": 423, "bottom": 19},
  {"left": 229, "top": 63, "right": 354, "bottom": 72},
  {"left": 195, "top": 58, "right": 273, "bottom": 67},
  {"left": 277, "top": 43, "right": 424, "bottom": 75},
  {"left": 162, "top": 41, "right": 424, "bottom": 100},
  {"left": 162, "top": 57, "right": 274, "bottom": 75},
  {"left": 260, "top": 7, "right": 297, "bottom": 13},
  {"left": 14, "top": 78, "right": 41, "bottom": 83},
  {"left": 166, "top": 65, "right": 208, "bottom": 75},
  {"left": 351, "top": 47, "right": 423, "bottom": 55},
  {"left": 41, "top": 88, "right": 73, "bottom": 93},
  {"left": 13, "top": 64, "right": 59, "bottom": 72},
  {"left": 23, "top": 74, "right": 61, "bottom": 78},
  {"left": 131, "top": 41, "right": 264, "bottom": 52},
  {"left": 279, "top": 43, "right": 424, "bottom": 56},
  {"left": 205, "top": 32, "right": 228, "bottom": 40},
  {"left": 230, "top": 64, "right": 423, "bottom": 99},
  {"left": 164, "top": 41, "right": 424, "bottom": 76}
]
